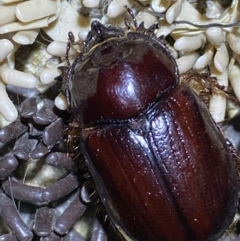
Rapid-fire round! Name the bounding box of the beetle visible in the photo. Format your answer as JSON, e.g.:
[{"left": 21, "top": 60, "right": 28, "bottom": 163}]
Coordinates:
[{"left": 64, "top": 19, "right": 239, "bottom": 241}]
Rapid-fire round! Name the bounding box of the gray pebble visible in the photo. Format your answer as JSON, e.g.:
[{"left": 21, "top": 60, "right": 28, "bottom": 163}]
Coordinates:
[
  {"left": 33, "top": 207, "right": 55, "bottom": 237},
  {"left": 90, "top": 218, "right": 108, "bottom": 241},
  {"left": 0, "top": 193, "right": 33, "bottom": 241},
  {"left": 0, "top": 233, "right": 17, "bottom": 241},
  {"left": 42, "top": 118, "right": 64, "bottom": 148},
  {"left": 30, "top": 143, "right": 49, "bottom": 159},
  {"left": 2, "top": 178, "right": 44, "bottom": 203},
  {"left": 43, "top": 173, "right": 79, "bottom": 202},
  {"left": 20, "top": 97, "right": 41, "bottom": 118},
  {"left": 54, "top": 192, "right": 86, "bottom": 235},
  {"left": 40, "top": 232, "right": 62, "bottom": 241},
  {"left": 28, "top": 122, "right": 44, "bottom": 137},
  {"left": 0, "top": 155, "right": 18, "bottom": 180},
  {"left": 63, "top": 230, "right": 86, "bottom": 241},
  {"left": 33, "top": 99, "right": 58, "bottom": 125},
  {"left": 0, "top": 120, "right": 27, "bottom": 143},
  {"left": 13, "top": 132, "right": 38, "bottom": 160},
  {"left": 46, "top": 152, "right": 74, "bottom": 169}
]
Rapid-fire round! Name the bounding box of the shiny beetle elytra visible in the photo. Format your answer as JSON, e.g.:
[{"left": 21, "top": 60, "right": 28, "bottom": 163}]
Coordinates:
[{"left": 65, "top": 20, "right": 238, "bottom": 241}]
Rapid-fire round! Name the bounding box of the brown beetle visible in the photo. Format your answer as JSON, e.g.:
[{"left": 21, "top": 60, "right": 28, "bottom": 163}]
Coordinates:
[{"left": 66, "top": 20, "right": 239, "bottom": 241}]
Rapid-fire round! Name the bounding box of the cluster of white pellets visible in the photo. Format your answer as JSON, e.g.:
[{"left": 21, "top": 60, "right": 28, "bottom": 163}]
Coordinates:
[
  {"left": 141, "top": 0, "right": 240, "bottom": 124},
  {"left": 45, "top": 0, "right": 240, "bottom": 125},
  {"left": 0, "top": 0, "right": 60, "bottom": 126},
  {"left": 168, "top": 0, "right": 240, "bottom": 123},
  {"left": 0, "top": 0, "right": 239, "bottom": 127}
]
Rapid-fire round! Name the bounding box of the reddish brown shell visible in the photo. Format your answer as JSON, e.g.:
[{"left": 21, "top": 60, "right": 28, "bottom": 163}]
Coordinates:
[{"left": 68, "top": 21, "right": 238, "bottom": 241}]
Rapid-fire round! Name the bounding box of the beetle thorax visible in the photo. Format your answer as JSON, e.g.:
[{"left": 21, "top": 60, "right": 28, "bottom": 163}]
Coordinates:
[{"left": 69, "top": 36, "right": 179, "bottom": 126}]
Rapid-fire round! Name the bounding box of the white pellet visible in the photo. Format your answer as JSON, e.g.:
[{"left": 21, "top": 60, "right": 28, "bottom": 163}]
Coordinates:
[
  {"left": 136, "top": 12, "right": 157, "bottom": 28},
  {"left": 0, "top": 39, "right": 14, "bottom": 62},
  {"left": 15, "top": 0, "right": 58, "bottom": 23},
  {"left": 0, "top": 81, "right": 18, "bottom": 122},
  {"left": 176, "top": 52, "right": 199, "bottom": 74},
  {"left": 78, "top": 29, "right": 90, "bottom": 42},
  {"left": 209, "top": 64, "right": 228, "bottom": 123},
  {"left": 206, "top": 27, "right": 224, "bottom": 46},
  {"left": 47, "top": 41, "right": 78, "bottom": 57},
  {"left": 227, "top": 33, "right": 240, "bottom": 55},
  {"left": 0, "top": 18, "right": 49, "bottom": 34},
  {"left": 229, "top": 63, "right": 240, "bottom": 101},
  {"left": 43, "top": 1, "right": 90, "bottom": 43},
  {"left": 107, "top": 0, "right": 131, "bottom": 18},
  {"left": 40, "top": 67, "right": 61, "bottom": 85},
  {"left": 214, "top": 43, "right": 229, "bottom": 73},
  {"left": 209, "top": 94, "right": 227, "bottom": 123},
  {"left": 151, "top": 0, "right": 172, "bottom": 13},
  {"left": 0, "top": 65, "right": 37, "bottom": 88},
  {"left": 12, "top": 30, "right": 39, "bottom": 45},
  {"left": 194, "top": 43, "right": 214, "bottom": 70},
  {"left": 0, "top": 5, "right": 16, "bottom": 27},
  {"left": 174, "top": 34, "right": 206, "bottom": 52},
  {"left": 83, "top": 0, "right": 100, "bottom": 8},
  {"left": 166, "top": 0, "right": 182, "bottom": 24},
  {"left": 156, "top": 24, "right": 175, "bottom": 37},
  {"left": 55, "top": 93, "right": 69, "bottom": 110}
]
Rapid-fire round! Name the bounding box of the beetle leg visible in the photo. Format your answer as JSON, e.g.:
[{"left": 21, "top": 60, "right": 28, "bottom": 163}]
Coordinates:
[
  {"left": 124, "top": 5, "right": 138, "bottom": 29},
  {"left": 54, "top": 65, "right": 72, "bottom": 107},
  {"left": 64, "top": 83, "right": 72, "bottom": 107},
  {"left": 90, "top": 20, "right": 105, "bottom": 42},
  {"left": 65, "top": 33, "right": 73, "bottom": 67},
  {"left": 181, "top": 71, "right": 236, "bottom": 104},
  {"left": 0, "top": 119, "right": 27, "bottom": 143}
]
